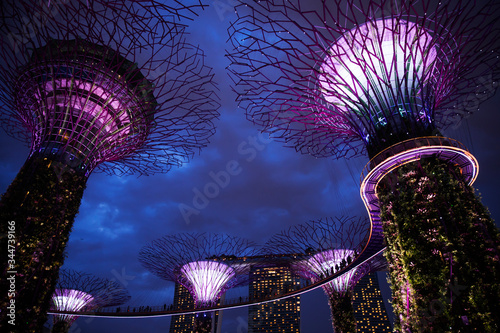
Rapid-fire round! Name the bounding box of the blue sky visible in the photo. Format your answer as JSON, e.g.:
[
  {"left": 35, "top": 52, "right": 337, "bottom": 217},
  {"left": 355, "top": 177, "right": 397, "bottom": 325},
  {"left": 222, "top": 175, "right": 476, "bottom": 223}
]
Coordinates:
[{"left": 1, "top": 1, "right": 499, "bottom": 332}]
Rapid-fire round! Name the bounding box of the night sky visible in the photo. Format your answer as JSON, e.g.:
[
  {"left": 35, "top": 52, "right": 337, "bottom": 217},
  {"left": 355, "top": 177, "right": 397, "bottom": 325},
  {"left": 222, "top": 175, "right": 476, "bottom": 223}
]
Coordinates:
[{"left": 1, "top": 2, "right": 499, "bottom": 332}]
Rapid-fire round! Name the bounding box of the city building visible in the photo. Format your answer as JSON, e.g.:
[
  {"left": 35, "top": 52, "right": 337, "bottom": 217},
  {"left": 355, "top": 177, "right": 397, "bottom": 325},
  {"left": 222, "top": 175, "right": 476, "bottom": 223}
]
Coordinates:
[
  {"left": 353, "top": 272, "right": 392, "bottom": 332},
  {"left": 248, "top": 265, "right": 300, "bottom": 332},
  {"left": 169, "top": 283, "right": 195, "bottom": 333}
]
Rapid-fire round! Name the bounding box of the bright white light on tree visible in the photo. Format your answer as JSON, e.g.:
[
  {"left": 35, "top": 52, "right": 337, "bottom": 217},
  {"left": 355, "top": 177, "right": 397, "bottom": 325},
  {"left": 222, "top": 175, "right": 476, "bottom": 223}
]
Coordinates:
[
  {"left": 307, "top": 249, "right": 357, "bottom": 293},
  {"left": 319, "top": 19, "right": 437, "bottom": 121},
  {"left": 52, "top": 289, "right": 94, "bottom": 323},
  {"left": 181, "top": 261, "right": 235, "bottom": 305}
]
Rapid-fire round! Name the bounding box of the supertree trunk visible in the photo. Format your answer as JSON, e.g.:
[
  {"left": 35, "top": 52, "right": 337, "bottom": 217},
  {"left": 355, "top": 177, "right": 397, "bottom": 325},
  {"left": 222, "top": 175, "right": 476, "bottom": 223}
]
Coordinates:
[
  {"left": 51, "top": 320, "right": 71, "bottom": 333},
  {"left": 0, "top": 157, "right": 86, "bottom": 332},
  {"left": 194, "top": 312, "right": 212, "bottom": 333},
  {"left": 379, "top": 157, "right": 500, "bottom": 332},
  {"left": 0, "top": 0, "right": 218, "bottom": 330},
  {"left": 328, "top": 290, "right": 356, "bottom": 333}
]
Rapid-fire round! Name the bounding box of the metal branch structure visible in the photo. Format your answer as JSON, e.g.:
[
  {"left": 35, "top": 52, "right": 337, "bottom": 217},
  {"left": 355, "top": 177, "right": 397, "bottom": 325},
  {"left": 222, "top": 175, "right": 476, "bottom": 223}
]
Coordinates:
[
  {"left": 50, "top": 269, "right": 130, "bottom": 333},
  {"left": 228, "top": 0, "right": 500, "bottom": 330},
  {"left": 0, "top": 1, "right": 219, "bottom": 330},
  {"left": 1, "top": 0, "right": 219, "bottom": 176},
  {"left": 264, "top": 216, "right": 386, "bottom": 332},
  {"left": 139, "top": 233, "right": 257, "bottom": 332},
  {"left": 227, "top": 0, "right": 499, "bottom": 159}
]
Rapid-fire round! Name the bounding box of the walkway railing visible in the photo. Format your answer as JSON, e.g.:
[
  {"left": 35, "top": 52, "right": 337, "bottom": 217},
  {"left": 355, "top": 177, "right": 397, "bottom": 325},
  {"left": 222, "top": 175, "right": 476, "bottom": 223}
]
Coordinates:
[{"left": 49, "top": 248, "right": 386, "bottom": 318}]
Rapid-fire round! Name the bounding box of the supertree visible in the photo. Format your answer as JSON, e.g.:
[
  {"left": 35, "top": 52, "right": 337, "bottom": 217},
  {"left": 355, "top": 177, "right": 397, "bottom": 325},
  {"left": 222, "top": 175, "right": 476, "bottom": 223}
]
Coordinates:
[
  {"left": 139, "top": 233, "right": 257, "bottom": 333},
  {"left": 264, "top": 216, "right": 386, "bottom": 333},
  {"left": 50, "top": 269, "right": 130, "bottom": 333},
  {"left": 227, "top": 0, "right": 500, "bottom": 330},
  {"left": 0, "top": 1, "right": 219, "bottom": 330}
]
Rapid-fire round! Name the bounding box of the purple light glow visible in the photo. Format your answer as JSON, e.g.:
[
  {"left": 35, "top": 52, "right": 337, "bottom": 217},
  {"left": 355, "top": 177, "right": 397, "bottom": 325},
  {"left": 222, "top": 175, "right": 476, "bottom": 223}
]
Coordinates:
[
  {"left": 180, "top": 261, "right": 236, "bottom": 306},
  {"left": 306, "top": 249, "right": 357, "bottom": 294},
  {"left": 40, "top": 78, "right": 131, "bottom": 134},
  {"left": 228, "top": 0, "right": 499, "bottom": 160},
  {"left": 319, "top": 18, "right": 438, "bottom": 128},
  {"left": 320, "top": 19, "right": 437, "bottom": 111},
  {"left": 16, "top": 41, "right": 156, "bottom": 172},
  {"left": 51, "top": 289, "right": 94, "bottom": 323}
]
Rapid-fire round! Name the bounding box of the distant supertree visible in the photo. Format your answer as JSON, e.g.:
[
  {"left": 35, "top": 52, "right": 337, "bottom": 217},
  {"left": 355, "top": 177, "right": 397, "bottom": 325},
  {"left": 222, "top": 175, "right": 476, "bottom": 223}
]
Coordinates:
[
  {"left": 0, "top": 1, "right": 219, "bottom": 330},
  {"left": 227, "top": 0, "right": 500, "bottom": 330},
  {"left": 50, "top": 269, "right": 130, "bottom": 333},
  {"left": 264, "top": 216, "right": 386, "bottom": 332},
  {"left": 139, "top": 233, "right": 257, "bottom": 333}
]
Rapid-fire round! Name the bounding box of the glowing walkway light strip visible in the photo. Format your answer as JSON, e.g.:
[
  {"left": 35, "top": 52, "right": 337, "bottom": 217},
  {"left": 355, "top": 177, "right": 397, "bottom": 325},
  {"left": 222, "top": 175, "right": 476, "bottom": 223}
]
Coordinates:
[
  {"left": 48, "top": 248, "right": 387, "bottom": 319},
  {"left": 180, "top": 261, "right": 236, "bottom": 306},
  {"left": 359, "top": 138, "right": 478, "bottom": 260}
]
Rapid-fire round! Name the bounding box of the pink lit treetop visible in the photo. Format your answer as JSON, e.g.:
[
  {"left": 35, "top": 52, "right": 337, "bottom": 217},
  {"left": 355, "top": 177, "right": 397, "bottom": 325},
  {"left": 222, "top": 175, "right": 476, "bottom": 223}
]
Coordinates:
[
  {"left": 264, "top": 216, "right": 383, "bottom": 295},
  {"left": 227, "top": 0, "right": 500, "bottom": 159},
  {"left": 138, "top": 233, "right": 258, "bottom": 307},
  {"left": 51, "top": 269, "right": 130, "bottom": 332},
  {"left": 228, "top": 1, "right": 500, "bottom": 330},
  {"left": 0, "top": 0, "right": 220, "bottom": 176},
  {"left": 264, "top": 216, "right": 386, "bottom": 332},
  {"left": 0, "top": 1, "right": 218, "bottom": 330}
]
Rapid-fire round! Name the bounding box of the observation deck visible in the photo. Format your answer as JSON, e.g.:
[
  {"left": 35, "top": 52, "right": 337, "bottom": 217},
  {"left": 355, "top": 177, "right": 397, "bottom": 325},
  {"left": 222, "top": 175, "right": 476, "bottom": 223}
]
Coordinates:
[{"left": 359, "top": 136, "right": 478, "bottom": 265}]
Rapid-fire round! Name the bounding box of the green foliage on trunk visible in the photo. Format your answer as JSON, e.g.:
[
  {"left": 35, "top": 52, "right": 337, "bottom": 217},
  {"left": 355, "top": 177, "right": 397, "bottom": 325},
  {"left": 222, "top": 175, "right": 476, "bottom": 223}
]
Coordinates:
[
  {"left": 51, "top": 320, "right": 71, "bottom": 333},
  {"left": 329, "top": 289, "right": 356, "bottom": 333},
  {"left": 0, "top": 157, "right": 87, "bottom": 332},
  {"left": 379, "top": 157, "right": 500, "bottom": 332}
]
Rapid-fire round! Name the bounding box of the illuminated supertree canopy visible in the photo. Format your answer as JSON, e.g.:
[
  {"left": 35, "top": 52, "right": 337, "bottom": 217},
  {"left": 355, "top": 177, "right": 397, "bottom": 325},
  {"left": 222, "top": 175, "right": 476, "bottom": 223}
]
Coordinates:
[
  {"left": 0, "top": 1, "right": 219, "bottom": 330},
  {"left": 180, "top": 260, "right": 236, "bottom": 305},
  {"left": 228, "top": 0, "right": 499, "bottom": 159},
  {"left": 228, "top": 0, "right": 500, "bottom": 330},
  {"left": 139, "top": 233, "right": 256, "bottom": 306},
  {"left": 1, "top": 0, "right": 219, "bottom": 176},
  {"left": 139, "top": 233, "right": 257, "bottom": 332},
  {"left": 50, "top": 269, "right": 130, "bottom": 333},
  {"left": 306, "top": 249, "right": 357, "bottom": 294},
  {"left": 264, "top": 216, "right": 385, "bottom": 333}
]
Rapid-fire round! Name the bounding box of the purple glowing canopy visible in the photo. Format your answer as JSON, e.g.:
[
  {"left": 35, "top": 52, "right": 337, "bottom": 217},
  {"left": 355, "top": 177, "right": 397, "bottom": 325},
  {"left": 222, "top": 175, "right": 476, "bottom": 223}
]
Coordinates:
[
  {"left": 318, "top": 19, "right": 438, "bottom": 125},
  {"left": 306, "top": 249, "right": 357, "bottom": 293},
  {"left": 0, "top": 0, "right": 219, "bottom": 176},
  {"left": 180, "top": 261, "right": 236, "bottom": 305},
  {"left": 227, "top": 0, "right": 500, "bottom": 158},
  {"left": 263, "top": 217, "right": 379, "bottom": 296},
  {"left": 139, "top": 233, "right": 258, "bottom": 306},
  {"left": 51, "top": 269, "right": 130, "bottom": 325},
  {"left": 51, "top": 289, "right": 94, "bottom": 324}
]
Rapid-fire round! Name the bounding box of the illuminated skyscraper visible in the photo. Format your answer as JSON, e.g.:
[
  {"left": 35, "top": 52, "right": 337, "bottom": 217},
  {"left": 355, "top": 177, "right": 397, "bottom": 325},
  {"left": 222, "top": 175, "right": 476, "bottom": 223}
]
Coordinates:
[
  {"left": 169, "top": 283, "right": 195, "bottom": 333},
  {"left": 353, "top": 272, "right": 392, "bottom": 333},
  {"left": 248, "top": 265, "right": 300, "bottom": 333}
]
